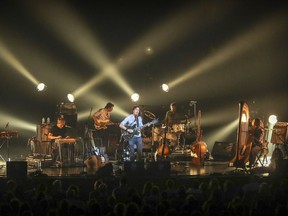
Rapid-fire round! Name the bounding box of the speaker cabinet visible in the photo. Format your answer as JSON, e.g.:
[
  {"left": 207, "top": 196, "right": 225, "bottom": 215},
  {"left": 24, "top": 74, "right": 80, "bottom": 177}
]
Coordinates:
[
  {"left": 124, "top": 161, "right": 145, "bottom": 176},
  {"left": 275, "top": 159, "right": 288, "bottom": 176},
  {"left": 146, "top": 161, "right": 171, "bottom": 177},
  {"left": 211, "top": 141, "right": 234, "bottom": 160},
  {"left": 6, "top": 161, "right": 27, "bottom": 179}
]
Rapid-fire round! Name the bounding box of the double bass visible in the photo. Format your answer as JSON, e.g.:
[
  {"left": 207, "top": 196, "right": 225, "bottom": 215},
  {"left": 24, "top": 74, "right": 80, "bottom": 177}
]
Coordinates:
[
  {"left": 229, "top": 101, "right": 253, "bottom": 168},
  {"left": 156, "top": 126, "right": 170, "bottom": 157},
  {"left": 191, "top": 110, "right": 207, "bottom": 166}
]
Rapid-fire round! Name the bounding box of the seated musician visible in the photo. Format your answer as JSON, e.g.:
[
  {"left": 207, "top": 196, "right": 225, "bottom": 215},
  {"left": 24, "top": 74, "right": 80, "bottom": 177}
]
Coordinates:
[
  {"left": 163, "top": 102, "right": 185, "bottom": 145},
  {"left": 248, "top": 118, "right": 264, "bottom": 167},
  {"left": 163, "top": 102, "right": 181, "bottom": 127},
  {"left": 48, "top": 115, "right": 69, "bottom": 165}
]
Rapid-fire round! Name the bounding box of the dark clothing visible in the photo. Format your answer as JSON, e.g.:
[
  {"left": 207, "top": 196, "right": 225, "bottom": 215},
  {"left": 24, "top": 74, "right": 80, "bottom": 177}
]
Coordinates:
[
  {"left": 252, "top": 127, "right": 264, "bottom": 147},
  {"left": 50, "top": 125, "right": 67, "bottom": 163},
  {"left": 249, "top": 126, "right": 264, "bottom": 166},
  {"left": 164, "top": 111, "right": 182, "bottom": 127},
  {"left": 50, "top": 125, "right": 67, "bottom": 141}
]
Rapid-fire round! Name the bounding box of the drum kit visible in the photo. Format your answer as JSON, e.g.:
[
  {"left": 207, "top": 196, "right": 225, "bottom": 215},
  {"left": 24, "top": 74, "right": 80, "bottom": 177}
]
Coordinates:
[{"left": 145, "top": 110, "right": 197, "bottom": 156}]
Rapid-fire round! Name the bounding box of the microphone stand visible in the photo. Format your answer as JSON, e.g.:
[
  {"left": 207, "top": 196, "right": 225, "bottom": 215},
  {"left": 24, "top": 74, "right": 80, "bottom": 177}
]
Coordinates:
[
  {"left": 5, "top": 123, "right": 11, "bottom": 162},
  {"left": 82, "top": 108, "right": 93, "bottom": 174}
]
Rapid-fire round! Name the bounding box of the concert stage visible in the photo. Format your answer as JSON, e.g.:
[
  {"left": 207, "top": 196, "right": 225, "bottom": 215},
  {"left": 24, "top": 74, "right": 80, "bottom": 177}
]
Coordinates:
[{"left": 0, "top": 152, "right": 276, "bottom": 179}]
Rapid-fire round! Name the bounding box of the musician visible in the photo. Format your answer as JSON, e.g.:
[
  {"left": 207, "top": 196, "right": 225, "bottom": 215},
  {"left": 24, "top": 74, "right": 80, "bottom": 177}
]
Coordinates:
[
  {"left": 163, "top": 102, "right": 186, "bottom": 147},
  {"left": 119, "top": 106, "right": 143, "bottom": 161},
  {"left": 92, "top": 102, "right": 114, "bottom": 148},
  {"left": 163, "top": 102, "right": 183, "bottom": 127},
  {"left": 248, "top": 118, "right": 264, "bottom": 167},
  {"left": 48, "top": 115, "right": 69, "bottom": 165}
]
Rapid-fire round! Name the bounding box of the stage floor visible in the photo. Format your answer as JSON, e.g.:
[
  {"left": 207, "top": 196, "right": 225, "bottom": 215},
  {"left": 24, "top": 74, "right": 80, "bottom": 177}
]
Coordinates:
[{"left": 0, "top": 151, "right": 272, "bottom": 179}]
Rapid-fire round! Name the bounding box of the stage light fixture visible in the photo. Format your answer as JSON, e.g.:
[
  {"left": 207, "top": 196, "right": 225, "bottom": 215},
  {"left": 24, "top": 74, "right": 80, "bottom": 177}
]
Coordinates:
[
  {"left": 161, "top": 84, "right": 169, "bottom": 92},
  {"left": 266, "top": 114, "right": 278, "bottom": 156},
  {"left": 144, "top": 46, "right": 153, "bottom": 55},
  {"left": 36, "top": 83, "right": 46, "bottom": 91},
  {"left": 67, "top": 93, "right": 75, "bottom": 102},
  {"left": 241, "top": 113, "right": 247, "bottom": 123},
  {"left": 268, "top": 115, "right": 277, "bottom": 124},
  {"left": 131, "top": 93, "right": 139, "bottom": 102}
]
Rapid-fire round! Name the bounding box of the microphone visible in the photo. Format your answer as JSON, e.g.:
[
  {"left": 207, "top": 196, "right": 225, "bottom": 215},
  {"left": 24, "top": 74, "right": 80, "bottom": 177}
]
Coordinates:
[
  {"left": 5, "top": 122, "right": 9, "bottom": 129},
  {"left": 65, "top": 125, "right": 72, "bottom": 128}
]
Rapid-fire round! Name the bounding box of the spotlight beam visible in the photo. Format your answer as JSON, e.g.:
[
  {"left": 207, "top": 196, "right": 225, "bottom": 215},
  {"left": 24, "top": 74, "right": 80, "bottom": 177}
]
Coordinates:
[
  {"left": 119, "top": 1, "right": 239, "bottom": 70},
  {"left": 201, "top": 105, "right": 238, "bottom": 126},
  {"left": 205, "top": 118, "right": 239, "bottom": 151},
  {"left": 27, "top": 1, "right": 134, "bottom": 98},
  {"left": 0, "top": 41, "right": 39, "bottom": 85},
  {"left": 168, "top": 10, "right": 287, "bottom": 88},
  {"left": 0, "top": 112, "right": 36, "bottom": 132}
]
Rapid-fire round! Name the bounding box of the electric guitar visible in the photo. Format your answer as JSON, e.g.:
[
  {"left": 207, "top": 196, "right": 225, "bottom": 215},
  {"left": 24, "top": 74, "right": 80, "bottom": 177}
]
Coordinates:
[
  {"left": 94, "top": 119, "right": 119, "bottom": 130},
  {"left": 122, "top": 119, "right": 158, "bottom": 141}
]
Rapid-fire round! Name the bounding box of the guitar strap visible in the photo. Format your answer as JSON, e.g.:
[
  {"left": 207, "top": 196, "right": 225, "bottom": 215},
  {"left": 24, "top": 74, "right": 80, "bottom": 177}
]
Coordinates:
[{"left": 136, "top": 116, "right": 139, "bottom": 127}]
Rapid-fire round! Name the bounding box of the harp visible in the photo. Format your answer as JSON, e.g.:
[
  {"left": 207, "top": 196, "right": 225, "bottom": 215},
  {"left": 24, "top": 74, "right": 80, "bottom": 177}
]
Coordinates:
[{"left": 229, "top": 101, "right": 253, "bottom": 168}]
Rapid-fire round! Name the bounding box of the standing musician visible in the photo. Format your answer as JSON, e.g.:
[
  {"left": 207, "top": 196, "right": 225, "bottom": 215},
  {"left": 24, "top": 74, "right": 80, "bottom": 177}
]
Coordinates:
[
  {"left": 48, "top": 115, "right": 69, "bottom": 165},
  {"left": 248, "top": 118, "right": 265, "bottom": 167},
  {"left": 92, "top": 102, "right": 114, "bottom": 149},
  {"left": 119, "top": 106, "right": 143, "bottom": 161}
]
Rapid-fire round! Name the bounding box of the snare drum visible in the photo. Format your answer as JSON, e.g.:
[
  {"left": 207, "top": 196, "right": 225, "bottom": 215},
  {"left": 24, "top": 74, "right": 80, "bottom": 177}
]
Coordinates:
[
  {"left": 166, "top": 132, "right": 177, "bottom": 141},
  {"left": 172, "top": 124, "right": 185, "bottom": 133},
  {"left": 152, "top": 126, "right": 164, "bottom": 142}
]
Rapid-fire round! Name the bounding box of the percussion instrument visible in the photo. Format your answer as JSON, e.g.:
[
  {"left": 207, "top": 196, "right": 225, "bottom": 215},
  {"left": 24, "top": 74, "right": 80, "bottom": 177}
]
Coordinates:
[
  {"left": 152, "top": 126, "right": 164, "bottom": 142},
  {"left": 172, "top": 124, "right": 185, "bottom": 133},
  {"left": 166, "top": 132, "right": 177, "bottom": 141}
]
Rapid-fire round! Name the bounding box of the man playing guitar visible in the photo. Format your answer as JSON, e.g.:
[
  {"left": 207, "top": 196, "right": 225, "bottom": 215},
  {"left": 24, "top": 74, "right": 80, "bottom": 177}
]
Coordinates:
[
  {"left": 92, "top": 102, "right": 114, "bottom": 149},
  {"left": 119, "top": 106, "right": 143, "bottom": 162}
]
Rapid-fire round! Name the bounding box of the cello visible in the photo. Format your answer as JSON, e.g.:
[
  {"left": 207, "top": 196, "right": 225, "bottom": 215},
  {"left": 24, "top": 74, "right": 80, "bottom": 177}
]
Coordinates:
[
  {"left": 156, "top": 126, "right": 170, "bottom": 158},
  {"left": 191, "top": 110, "right": 207, "bottom": 166},
  {"left": 229, "top": 101, "right": 253, "bottom": 168}
]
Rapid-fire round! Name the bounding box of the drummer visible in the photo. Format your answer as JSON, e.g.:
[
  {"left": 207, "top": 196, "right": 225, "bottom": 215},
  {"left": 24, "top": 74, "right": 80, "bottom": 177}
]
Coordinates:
[{"left": 163, "top": 102, "right": 184, "bottom": 128}]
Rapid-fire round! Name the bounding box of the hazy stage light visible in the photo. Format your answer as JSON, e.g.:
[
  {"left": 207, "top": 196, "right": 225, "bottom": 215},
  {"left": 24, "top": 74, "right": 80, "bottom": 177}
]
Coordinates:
[
  {"left": 131, "top": 93, "right": 139, "bottom": 102},
  {"left": 241, "top": 113, "right": 247, "bottom": 123},
  {"left": 144, "top": 46, "right": 153, "bottom": 55},
  {"left": 67, "top": 93, "right": 75, "bottom": 102},
  {"left": 37, "top": 83, "right": 46, "bottom": 91},
  {"left": 161, "top": 84, "right": 169, "bottom": 92},
  {"left": 268, "top": 115, "right": 277, "bottom": 124},
  {"left": 267, "top": 114, "right": 278, "bottom": 156}
]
